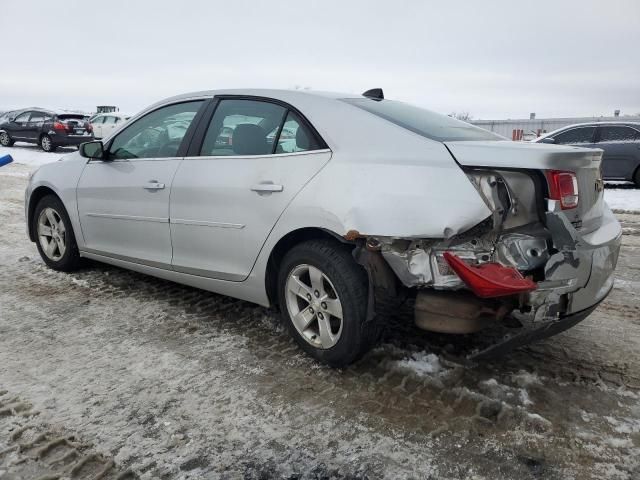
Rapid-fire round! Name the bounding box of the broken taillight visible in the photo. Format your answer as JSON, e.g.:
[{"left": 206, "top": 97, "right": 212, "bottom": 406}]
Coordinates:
[
  {"left": 546, "top": 170, "right": 579, "bottom": 210},
  {"left": 443, "top": 252, "right": 537, "bottom": 298}
]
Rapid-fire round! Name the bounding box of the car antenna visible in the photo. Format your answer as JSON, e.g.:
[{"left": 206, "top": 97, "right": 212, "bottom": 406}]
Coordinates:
[{"left": 362, "top": 88, "right": 384, "bottom": 100}]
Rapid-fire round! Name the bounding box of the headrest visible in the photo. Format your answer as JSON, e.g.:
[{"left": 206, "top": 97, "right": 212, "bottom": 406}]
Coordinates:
[
  {"left": 295, "top": 125, "right": 310, "bottom": 150},
  {"left": 232, "top": 124, "right": 268, "bottom": 155}
]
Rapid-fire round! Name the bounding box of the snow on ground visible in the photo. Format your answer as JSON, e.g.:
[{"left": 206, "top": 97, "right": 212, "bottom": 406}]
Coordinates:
[
  {"left": 0, "top": 143, "right": 70, "bottom": 168},
  {"left": 2, "top": 144, "right": 639, "bottom": 213},
  {"left": 604, "top": 184, "right": 640, "bottom": 213}
]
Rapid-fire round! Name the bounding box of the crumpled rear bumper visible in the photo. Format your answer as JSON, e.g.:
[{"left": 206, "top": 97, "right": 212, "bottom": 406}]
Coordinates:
[{"left": 526, "top": 204, "right": 621, "bottom": 321}]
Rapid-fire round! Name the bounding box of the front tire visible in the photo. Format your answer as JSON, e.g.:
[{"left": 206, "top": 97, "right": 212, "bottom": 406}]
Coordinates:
[
  {"left": 634, "top": 168, "right": 640, "bottom": 188},
  {"left": 39, "top": 134, "right": 56, "bottom": 152},
  {"left": 278, "top": 239, "right": 374, "bottom": 367},
  {"left": 0, "top": 131, "right": 13, "bottom": 147},
  {"left": 33, "top": 194, "right": 81, "bottom": 271}
]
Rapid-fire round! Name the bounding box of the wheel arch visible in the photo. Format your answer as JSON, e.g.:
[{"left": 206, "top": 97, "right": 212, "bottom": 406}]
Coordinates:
[
  {"left": 264, "top": 227, "right": 351, "bottom": 308},
  {"left": 27, "top": 186, "right": 60, "bottom": 241}
]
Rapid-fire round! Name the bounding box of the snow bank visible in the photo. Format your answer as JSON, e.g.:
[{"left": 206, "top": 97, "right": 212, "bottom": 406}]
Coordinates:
[{"left": 604, "top": 185, "right": 640, "bottom": 213}]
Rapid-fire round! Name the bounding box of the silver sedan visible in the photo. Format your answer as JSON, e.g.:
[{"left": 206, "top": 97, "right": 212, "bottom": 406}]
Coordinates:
[{"left": 25, "top": 88, "right": 622, "bottom": 366}]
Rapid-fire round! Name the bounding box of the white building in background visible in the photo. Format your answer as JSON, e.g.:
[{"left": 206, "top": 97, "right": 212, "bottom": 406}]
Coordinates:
[{"left": 471, "top": 112, "right": 640, "bottom": 141}]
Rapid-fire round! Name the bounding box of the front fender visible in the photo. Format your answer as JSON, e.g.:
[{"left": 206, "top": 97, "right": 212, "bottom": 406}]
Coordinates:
[{"left": 26, "top": 153, "right": 87, "bottom": 246}]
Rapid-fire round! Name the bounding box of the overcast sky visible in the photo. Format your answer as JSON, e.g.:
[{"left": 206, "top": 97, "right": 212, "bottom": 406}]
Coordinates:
[{"left": 1, "top": 0, "right": 639, "bottom": 119}]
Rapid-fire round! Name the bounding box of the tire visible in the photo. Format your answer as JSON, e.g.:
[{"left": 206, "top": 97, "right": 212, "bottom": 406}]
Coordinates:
[
  {"left": 0, "top": 131, "right": 14, "bottom": 147},
  {"left": 634, "top": 168, "right": 640, "bottom": 188},
  {"left": 32, "top": 194, "right": 81, "bottom": 271},
  {"left": 39, "top": 134, "right": 56, "bottom": 152},
  {"left": 278, "top": 239, "right": 374, "bottom": 367}
]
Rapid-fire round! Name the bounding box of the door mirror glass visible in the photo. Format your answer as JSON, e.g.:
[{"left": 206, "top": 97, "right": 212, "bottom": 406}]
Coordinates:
[
  {"left": 539, "top": 137, "right": 555, "bottom": 144},
  {"left": 80, "top": 141, "right": 105, "bottom": 159}
]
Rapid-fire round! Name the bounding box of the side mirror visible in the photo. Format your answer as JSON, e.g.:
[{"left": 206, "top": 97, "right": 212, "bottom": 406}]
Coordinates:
[
  {"left": 79, "top": 141, "right": 105, "bottom": 159},
  {"left": 539, "top": 137, "right": 555, "bottom": 144}
]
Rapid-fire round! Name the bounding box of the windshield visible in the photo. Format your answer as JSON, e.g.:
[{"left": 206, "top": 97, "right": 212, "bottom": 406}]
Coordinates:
[{"left": 341, "top": 98, "right": 504, "bottom": 142}]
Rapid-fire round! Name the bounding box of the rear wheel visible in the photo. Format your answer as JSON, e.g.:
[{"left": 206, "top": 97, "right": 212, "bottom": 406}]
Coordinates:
[
  {"left": 278, "top": 239, "right": 374, "bottom": 367},
  {"left": 33, "top": 194, "right": 81, "bottom": 271},
  {"left": 39, "top": 134, "right": 56, "bottom": 152},
  {"left": 0, "top": 131, "right": 13, "bottom": 147}
]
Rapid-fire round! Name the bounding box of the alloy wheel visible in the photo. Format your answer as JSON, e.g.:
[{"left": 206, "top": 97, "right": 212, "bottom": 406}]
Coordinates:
[
  {"left": 285, "top": 264, "right": 344, "bottom": 349},
  {"left": 41, "top": 136, "right": 52, "bottom": 151},
  {"left": 0, "top": 132, "right": 9, "bottom": 146},
  {"left": 37, "top": 207, "right": 66, "bottom": 261}
]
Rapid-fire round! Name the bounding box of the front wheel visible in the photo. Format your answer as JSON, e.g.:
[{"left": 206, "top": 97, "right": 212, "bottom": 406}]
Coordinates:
[
  {"left": 39, "top": 134, "right": 56, "bottom": 152},
  {"left": 278, "top": 239, "right": 375, "bottom": 367},
  {"left": 33, "top": 194, "right": 81, "bottom": 271},
  {"left": 0, "top": 131, "right": 14, "bottom": 147}
]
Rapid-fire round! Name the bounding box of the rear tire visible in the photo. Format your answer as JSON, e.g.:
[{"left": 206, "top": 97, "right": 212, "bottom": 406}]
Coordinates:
[
  {"left": 39, "top": 134, "right": 56, "bottom": 152},
  {"left": 278, "top": 239, "right": 374, "bottom": 367},
  {"left": 634, "top": 168, "right": 640, "bottom": 188},
  {"left": 0, "top": 131, "right": 13, "bottom": 147},
  {"left": 33, "top": 194, "right": 81, "bottom": 271}
]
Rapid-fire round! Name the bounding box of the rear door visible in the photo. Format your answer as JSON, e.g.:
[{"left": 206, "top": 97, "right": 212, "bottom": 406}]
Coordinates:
[
  {"left": 169, "top": 97, "right": 331, "bottom": 280},
  {"left": 76, "top": 100, "right": 206, "bottom": 267},
  {"left": 25, "top": 111, "right": 46, "bottom": 141},
  {"left": 595, "top": 125, "right": 640, "bottom": 180}
]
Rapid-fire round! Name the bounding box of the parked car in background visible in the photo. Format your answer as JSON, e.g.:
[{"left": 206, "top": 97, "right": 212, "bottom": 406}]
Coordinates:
[
  {"left": 534, "top": 122, "right": 640, "bottom": 186},
  {"left": 0, "top": 109, "right": 93, "bottom": 151},
  {"left": 90, "top": 113, "right": 130, "bottom": 139},
  {"left": 25, "top": 89, "right": 621, "bottom": 366}
]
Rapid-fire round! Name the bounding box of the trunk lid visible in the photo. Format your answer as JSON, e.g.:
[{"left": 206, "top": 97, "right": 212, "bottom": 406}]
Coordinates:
[{"left": 445, "top": 140, "right": 605, "bottom": 233}]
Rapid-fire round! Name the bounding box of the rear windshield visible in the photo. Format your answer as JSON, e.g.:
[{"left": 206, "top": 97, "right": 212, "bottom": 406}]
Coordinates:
[{"left": 341, "top": 98, "right": 504, "bottom": 142}]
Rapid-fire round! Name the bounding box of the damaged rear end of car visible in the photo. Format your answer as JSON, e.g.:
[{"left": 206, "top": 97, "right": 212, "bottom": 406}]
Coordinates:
[{"left": 354, "top": 140, "right": 621, "bottom": 358}]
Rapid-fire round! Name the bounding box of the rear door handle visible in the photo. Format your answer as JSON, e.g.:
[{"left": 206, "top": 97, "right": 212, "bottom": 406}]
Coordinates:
[
  {"left": 251, "top": 183, "right": 283, "bottom": 193},
  {"left": 144, "top": 181, "right": 165, "bottom": 190}
]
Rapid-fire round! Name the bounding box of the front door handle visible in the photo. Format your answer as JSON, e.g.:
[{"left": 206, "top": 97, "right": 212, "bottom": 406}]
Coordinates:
[
  {"left": 251, "top": 183, "right": 283, "bottom": 193},
  {"left": 144, "top": 181, "right": 165, "bottom": 190}
]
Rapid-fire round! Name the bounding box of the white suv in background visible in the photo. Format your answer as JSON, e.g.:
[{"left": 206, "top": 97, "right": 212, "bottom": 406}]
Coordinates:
[{"left": 90, "top": 113, "right": 130, "bottom": 139}]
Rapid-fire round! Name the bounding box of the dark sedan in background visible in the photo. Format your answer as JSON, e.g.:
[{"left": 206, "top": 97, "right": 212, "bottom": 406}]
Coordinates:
[
  {"left": 534, "top": 122, "right": 640, "bottom": 186},
  {"left": 0, "top": 108, "right": 93, "bottom": 152}
]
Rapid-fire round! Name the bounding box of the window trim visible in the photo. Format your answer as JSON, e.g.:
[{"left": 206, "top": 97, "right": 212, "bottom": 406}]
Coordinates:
[
  {"left": 553, "top": 126, "right": 597, "bottom": 144},
  {"left": 101, "top": 98, "right": 211, "bottom": 162},
  {"left": 187, "top": 95, "right": 329, "bottom": 157}
]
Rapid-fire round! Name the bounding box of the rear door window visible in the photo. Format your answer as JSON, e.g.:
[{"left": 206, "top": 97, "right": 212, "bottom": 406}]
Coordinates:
[
  {"left": 597, "top": 126, "right": 640, "bottom": 143},
  {"left": 103, "top": 116, "right": 117, "bottom": 125},
  {"left": 553, "top": 127, "right": 596, "bottom": 144},
  {"left": 199, "top": 99, "right": 286, "bottom": 156},
  {"left": 28, "top": 111, "right": 46, "bottom": 122},
  {"left": 92, "top": 116, "right": 105, "bottom": 124}
]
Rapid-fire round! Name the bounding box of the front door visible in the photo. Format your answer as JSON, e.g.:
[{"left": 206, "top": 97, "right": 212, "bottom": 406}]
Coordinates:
[
  {"left": 170, "top": 98, "right": 331, "bottom": 281},
  {"left": 76, "top": 100, "right": 206, "bottom": 267},
  {"left": 11, "top": 111, "right": 32, "bottom": 139}
]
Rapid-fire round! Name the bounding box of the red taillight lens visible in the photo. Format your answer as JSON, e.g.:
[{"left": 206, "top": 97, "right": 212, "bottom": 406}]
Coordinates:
[
  {"left": 443, "top": 252, "right": 537, "bottom": 298},
  {"left": 546, "top": 170, "right": 579, "bottom": 209},
  {"left": 53, "top": 121, "right": 66, "bottom": 132}
]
